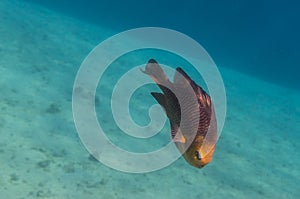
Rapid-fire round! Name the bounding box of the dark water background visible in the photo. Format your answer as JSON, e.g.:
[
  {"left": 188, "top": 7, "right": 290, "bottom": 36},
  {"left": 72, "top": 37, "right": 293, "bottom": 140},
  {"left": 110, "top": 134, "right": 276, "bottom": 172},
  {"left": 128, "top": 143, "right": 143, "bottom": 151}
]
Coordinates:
[{"left": 26, "top": 0, "right": 299, "bottom": 90}]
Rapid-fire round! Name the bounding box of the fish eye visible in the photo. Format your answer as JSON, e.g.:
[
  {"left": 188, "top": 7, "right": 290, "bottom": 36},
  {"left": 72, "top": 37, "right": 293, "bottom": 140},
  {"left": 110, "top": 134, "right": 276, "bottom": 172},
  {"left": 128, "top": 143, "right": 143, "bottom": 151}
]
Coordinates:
[{"left": 195, "top": 151, "right": 202, "bottom": 160}]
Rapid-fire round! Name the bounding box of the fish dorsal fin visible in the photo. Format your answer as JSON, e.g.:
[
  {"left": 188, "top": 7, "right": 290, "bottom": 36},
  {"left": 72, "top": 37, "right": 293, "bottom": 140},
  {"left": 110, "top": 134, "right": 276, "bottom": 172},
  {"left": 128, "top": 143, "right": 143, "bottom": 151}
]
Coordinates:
[
  {"left": 151, "top": 92, "right": 167, "bottom": 111},
  {"left": 173, "top": 67, "right": 194, "bottom": 88}
]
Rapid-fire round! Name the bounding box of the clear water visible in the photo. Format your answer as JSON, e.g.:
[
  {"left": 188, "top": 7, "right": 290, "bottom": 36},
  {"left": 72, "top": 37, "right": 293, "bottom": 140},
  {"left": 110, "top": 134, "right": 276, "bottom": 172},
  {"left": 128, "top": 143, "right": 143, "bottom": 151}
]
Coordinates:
[
  {"left": 0, "top": 0, "right": 299, "bottom": 198},
  {"left": 26, "top": 0, "right": 300, "bottom": 90}
]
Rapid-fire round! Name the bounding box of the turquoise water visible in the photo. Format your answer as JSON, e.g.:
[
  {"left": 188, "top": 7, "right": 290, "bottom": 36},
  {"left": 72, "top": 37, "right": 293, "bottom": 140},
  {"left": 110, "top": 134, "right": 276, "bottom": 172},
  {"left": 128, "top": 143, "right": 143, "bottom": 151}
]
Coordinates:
[
  {"left": 0, "top": 0, "right": 299, "bottom": 198},
  {"left": 26, "top": 0, "right": 300, "bottom": 90}
]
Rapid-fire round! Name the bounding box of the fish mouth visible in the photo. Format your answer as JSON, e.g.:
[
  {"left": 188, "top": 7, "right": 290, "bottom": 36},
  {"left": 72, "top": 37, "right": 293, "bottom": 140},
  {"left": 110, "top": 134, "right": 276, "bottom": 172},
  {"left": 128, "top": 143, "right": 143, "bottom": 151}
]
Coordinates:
[{"left": 189, "top": 160, "right": 207, "bottom": 168}]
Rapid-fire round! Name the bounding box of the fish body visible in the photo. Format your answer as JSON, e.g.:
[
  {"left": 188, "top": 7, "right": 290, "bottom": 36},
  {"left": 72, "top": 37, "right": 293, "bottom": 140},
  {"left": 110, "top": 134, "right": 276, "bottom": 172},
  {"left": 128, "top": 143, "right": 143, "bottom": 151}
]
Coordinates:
[{"left": 142, "top": 59, "right": 217, "bottom": 168}]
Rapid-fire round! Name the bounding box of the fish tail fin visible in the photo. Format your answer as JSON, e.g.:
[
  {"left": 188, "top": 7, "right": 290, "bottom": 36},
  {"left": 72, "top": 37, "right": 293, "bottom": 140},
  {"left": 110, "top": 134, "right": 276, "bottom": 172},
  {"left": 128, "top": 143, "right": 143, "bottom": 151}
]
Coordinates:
[{"left": 141, "top": 59, "right": 170, "bottom": 86}]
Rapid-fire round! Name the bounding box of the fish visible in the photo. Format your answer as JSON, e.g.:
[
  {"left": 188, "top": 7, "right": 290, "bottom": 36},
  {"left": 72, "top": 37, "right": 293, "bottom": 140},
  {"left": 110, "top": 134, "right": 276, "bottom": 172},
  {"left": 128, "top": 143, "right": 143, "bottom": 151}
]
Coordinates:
[{"left": 141, "top": 59, "right": 218, "bottom": 168}]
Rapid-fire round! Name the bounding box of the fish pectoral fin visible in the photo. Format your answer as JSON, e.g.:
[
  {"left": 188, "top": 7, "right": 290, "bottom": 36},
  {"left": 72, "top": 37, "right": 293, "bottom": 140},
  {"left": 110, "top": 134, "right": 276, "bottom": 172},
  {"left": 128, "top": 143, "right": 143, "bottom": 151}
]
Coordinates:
[
  {"left": 172, "top": 128, "right": 186, "bottom": 143},
  {"left": 151, "top": 92, "right": 167, "bottom": 111}
]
